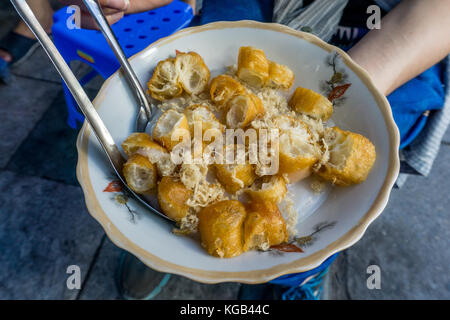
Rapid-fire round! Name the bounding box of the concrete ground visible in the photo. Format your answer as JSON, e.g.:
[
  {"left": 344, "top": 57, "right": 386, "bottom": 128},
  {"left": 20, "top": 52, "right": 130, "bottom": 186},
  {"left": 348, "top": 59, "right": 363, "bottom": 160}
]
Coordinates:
[{"left": 0, "top": 3, "right": 449, "bottom": 300}]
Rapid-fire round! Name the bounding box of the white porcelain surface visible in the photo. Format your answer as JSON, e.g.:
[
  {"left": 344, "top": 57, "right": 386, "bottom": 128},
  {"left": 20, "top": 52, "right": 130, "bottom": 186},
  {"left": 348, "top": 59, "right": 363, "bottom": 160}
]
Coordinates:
[{"left": 77, "top": 21, "right": 400, "bottom": 283}]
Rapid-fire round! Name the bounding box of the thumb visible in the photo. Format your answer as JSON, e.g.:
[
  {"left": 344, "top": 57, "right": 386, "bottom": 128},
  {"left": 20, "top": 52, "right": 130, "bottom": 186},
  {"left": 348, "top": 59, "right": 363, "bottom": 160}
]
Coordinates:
[
  {"left": 100, "top": 0, "right": 130, "bottom": 11},
  {"left": 80, "top": 10, "right": 124, "bottom": 29}
]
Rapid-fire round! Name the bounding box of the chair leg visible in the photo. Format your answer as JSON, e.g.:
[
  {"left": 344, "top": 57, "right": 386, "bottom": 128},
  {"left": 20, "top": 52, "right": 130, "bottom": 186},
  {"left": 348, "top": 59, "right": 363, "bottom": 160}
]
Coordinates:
[{"left": 79, "top": 69, "right": 99, "bottom": 86}]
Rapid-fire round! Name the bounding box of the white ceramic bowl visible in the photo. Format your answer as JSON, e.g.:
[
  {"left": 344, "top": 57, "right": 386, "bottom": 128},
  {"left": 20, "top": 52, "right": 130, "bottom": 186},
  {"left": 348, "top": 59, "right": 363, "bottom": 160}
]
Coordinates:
[{"left": 76, "top": 21, "right": 400, "bottom": 284}]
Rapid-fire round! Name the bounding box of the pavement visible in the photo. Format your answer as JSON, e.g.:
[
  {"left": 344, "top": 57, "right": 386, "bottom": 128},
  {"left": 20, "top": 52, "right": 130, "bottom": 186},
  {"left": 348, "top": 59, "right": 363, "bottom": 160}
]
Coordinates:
[{"left": 0, "top": 3, "right": 449, "bottom": 300}]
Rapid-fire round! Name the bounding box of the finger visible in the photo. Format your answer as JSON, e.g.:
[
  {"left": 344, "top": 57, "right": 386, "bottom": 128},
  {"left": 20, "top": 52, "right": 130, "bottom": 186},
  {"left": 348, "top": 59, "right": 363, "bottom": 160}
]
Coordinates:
[
  {"left": 98, "top": 0, "right": 130, "bottom": 11},
  {"left": 61, "top": 0, "right": 129, "bottom": 12},
  {"left": 80, "top": 10, "right": 124, "bottom": 29},
  {"left": 105, "top": 10, "right": 125, "bottom": 25},
  {"left": 125, "top": 0, "right": 172, "bottom": 14},
  {"left": 80, "top": 6, "right": 122, "bottom": 16}
]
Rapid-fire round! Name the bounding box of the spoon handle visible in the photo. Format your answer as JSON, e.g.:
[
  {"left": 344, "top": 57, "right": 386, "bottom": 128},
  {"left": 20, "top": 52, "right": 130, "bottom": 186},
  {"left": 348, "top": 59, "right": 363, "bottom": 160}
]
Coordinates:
[
  {"left": 10, "top": 0, "right": 125, "bottom": 175},
  {"left": 11, "top": 0, "right": 172, "bottom": 223},
  {"left": 82, "top": 0, "right": 152, "bottom": 123}
]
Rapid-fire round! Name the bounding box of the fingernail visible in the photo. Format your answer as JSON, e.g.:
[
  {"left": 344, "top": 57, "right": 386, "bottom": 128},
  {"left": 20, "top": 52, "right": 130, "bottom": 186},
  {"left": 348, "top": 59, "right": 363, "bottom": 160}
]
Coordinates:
[
  {"left": 108, "top": 0, "right": 129, "bottom": 10},
  {"left": 123, "top": 0, "right": 130, "bottom": 10},
  {"left": 110, "top": 11, "right": 124, "bottom": 22}
]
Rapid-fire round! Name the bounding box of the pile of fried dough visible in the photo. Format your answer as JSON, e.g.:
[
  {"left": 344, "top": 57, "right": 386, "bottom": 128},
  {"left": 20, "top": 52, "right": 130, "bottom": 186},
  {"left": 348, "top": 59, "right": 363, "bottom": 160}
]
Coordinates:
[{"left": 120, "top": 47, "right": 376, "bottom": 258}]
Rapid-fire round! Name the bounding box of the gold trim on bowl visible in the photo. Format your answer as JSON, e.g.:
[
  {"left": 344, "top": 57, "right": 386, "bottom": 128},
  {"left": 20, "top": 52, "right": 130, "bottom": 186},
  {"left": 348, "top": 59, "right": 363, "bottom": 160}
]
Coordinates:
[{"left": 76, "top": 20, "right": 400, "bottom": 284}]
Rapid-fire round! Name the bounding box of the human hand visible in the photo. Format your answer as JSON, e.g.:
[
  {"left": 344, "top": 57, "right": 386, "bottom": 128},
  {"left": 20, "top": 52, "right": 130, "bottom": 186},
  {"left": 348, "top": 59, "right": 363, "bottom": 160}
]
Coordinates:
[
  {"left": 61, "top": 0, "right": 174, "bottom": 29},
  {"left": 60, "top": 0, "right": 130, "bottom": 29}
]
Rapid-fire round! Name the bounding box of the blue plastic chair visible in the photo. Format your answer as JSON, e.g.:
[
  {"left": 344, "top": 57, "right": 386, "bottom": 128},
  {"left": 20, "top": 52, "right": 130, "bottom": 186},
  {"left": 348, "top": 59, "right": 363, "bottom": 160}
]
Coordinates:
[
  {"left": 269, "top": 253, "right": 338, "bottom": 288},
  {"left": 51, "top": 1, "right": 194, "bottom": 128}
]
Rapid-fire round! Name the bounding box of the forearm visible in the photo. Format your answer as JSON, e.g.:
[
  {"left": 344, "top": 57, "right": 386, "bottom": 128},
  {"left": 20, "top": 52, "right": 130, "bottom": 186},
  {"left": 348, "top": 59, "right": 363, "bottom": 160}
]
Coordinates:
[{"left": 348, "top": 0, "right": 450, "bottom": 96}]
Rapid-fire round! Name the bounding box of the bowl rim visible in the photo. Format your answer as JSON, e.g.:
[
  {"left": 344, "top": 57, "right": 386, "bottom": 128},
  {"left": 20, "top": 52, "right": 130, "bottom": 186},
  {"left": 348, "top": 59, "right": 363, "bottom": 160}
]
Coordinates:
[{"left": 76, "top": 20, "right": 400, "bottom": 284}]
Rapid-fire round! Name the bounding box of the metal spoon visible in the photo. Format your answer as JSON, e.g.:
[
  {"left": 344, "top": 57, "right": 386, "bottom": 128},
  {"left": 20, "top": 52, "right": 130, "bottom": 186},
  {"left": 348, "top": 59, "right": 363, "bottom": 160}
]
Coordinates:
[
  {"left": 83, "top": 0, "right": 154, "bottom": 133},
  {"left": 10, "top": 0, "right": 173, "bottom": 223}
]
